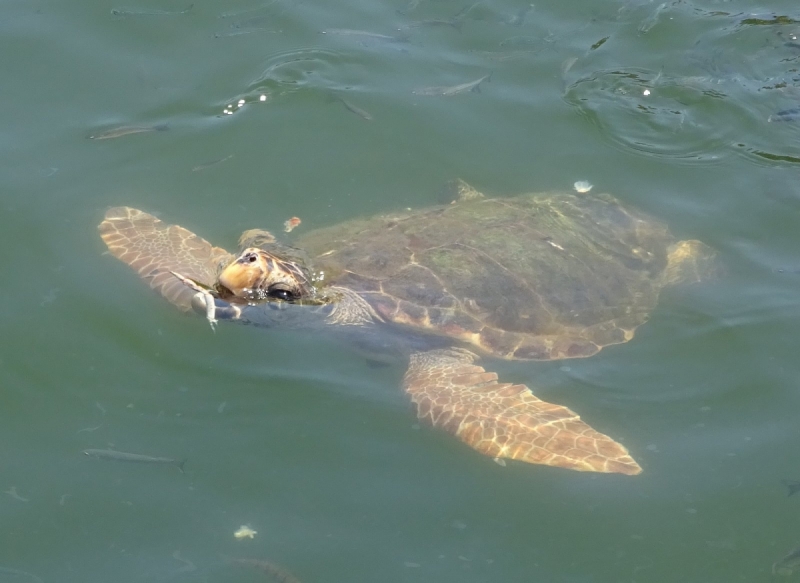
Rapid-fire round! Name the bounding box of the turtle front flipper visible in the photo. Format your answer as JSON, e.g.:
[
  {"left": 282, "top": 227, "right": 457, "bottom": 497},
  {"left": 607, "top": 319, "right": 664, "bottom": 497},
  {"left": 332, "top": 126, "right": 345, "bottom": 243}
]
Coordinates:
[
  {"left": 98, "top": 207, "right": 233, "bottom": 311},
  {"left": 403, "top": 348, "right": 642, "bottom": 475}
]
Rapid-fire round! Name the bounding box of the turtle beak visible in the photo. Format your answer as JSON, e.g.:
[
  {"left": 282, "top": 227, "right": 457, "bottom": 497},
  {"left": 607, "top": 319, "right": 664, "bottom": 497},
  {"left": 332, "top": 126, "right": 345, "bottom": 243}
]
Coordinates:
[{"left": 218, "top": 249, "right": 267, "bottom": 297}]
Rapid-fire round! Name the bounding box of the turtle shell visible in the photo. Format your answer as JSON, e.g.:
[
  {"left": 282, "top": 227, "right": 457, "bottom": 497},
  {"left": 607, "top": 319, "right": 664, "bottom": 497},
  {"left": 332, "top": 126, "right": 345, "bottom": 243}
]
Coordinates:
[{"left": 293, "top": 192, "right": 682, "bottom": 361}]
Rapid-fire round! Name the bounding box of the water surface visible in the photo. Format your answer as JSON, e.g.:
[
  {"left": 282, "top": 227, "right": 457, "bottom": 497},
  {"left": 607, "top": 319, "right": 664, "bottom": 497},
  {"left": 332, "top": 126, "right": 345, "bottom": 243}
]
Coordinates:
[{"left": 3, "top": 0, "right": 800, "bottom": 581}]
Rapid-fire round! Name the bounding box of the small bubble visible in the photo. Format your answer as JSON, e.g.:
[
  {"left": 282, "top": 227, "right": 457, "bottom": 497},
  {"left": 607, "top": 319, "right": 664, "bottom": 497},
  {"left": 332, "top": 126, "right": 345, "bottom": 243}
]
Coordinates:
[
  {"left": 259, "top": 94, "right": 267, "bottom": 102},
  {"left": 573, "top": 180, "right": 593, "bottom": 193},
  {"left": 237, "top": 99, "right": 245, "bottom": 107},
  {"left": 643, "top": 89, "right": 651, "bottom": 96}
]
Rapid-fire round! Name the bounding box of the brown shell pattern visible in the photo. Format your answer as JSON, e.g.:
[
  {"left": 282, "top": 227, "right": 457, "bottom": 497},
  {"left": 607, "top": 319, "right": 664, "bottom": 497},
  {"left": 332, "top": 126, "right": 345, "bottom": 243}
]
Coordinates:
[{"left": 295, "top": 192, "right": 674, "bottom": 360}]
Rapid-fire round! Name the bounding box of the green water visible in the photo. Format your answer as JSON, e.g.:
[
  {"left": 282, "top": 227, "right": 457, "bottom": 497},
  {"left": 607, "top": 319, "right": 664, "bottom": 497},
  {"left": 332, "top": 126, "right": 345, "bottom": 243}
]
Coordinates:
[{"left": 3, "top": 0, "right": 800, "bottom": 580}]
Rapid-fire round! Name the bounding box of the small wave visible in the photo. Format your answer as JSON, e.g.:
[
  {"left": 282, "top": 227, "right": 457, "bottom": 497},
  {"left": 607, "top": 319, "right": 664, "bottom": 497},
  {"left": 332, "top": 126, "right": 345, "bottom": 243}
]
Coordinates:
[
  {"left": 563, "top": 67, "right": 745, "bottom": 163},
  {"left": 250, "top": 47, "right": 364, "bottom": 92}
]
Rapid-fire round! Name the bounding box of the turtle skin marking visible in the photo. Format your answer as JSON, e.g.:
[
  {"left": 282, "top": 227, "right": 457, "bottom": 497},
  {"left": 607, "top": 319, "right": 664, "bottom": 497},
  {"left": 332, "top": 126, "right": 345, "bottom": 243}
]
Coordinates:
[
  {"left": 404, "top": 348, "right": 641, "bottom": 474},
  {"left": 99, "top": 207, "right": 232, "bottom": 311}
]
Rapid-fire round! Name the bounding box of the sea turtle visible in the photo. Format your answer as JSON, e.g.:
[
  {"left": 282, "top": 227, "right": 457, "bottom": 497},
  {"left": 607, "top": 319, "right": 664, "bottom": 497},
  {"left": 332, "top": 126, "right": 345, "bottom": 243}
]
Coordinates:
[{"left": 98, "top": 183, "right": 715, "bottom": 475}]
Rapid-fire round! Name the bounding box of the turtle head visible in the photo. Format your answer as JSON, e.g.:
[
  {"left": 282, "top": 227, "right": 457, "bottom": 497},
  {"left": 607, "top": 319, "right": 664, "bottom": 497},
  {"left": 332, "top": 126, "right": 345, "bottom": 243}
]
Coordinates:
[
  {"left": 218, "top": 247, "right": 316, "bottom": 303},
  {"left": 203, "top": 247, "right": 344, "bottom": 329}
]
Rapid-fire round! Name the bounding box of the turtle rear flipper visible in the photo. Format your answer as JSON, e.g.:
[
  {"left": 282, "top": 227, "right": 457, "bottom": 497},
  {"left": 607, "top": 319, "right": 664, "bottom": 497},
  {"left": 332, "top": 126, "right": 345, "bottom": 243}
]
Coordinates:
[
  {"left": 404, "top": 348, "right": 642, "bottom": 475},
  {"left": 98, "top": 207, "right": 233, "bottom": 311},
  {"left": 663, "top": 239, "right": 718, "bottom": 286},
  {"left": 439, "top": 178, "right": 486, "bottom": 204}
]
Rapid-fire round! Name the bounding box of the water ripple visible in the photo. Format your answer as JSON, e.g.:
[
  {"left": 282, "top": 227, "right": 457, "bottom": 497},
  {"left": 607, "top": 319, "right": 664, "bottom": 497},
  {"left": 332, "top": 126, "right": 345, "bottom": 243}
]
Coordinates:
[
  {"left": 563, "top": 67, "right": 746, "bottom": 163},
  {"left": 200, "top": 47, "right": 366, "bottom": 120},
  {"left": 562, "top": 5, "right": 800, "bottom": 166},
  {"left": 252, "top": 47, "right": 365, "bottom": 91}
]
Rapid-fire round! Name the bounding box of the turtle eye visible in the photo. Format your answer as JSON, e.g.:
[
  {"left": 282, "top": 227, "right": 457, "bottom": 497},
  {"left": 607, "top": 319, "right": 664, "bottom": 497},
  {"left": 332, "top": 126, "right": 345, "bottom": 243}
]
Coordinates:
[
  {"left": 267, "top": 286, "right": 296, "bottom": 302},
  {"left": 244, "top": 252, "right": 258, "bottom": 263}
]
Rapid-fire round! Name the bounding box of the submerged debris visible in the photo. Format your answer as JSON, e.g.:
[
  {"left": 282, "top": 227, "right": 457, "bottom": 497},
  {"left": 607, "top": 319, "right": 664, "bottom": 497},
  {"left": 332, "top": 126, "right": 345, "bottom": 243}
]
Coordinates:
[
  {"left": 321, "top": 28, "right": 409, "bottom": 42},
  {"left": 87, "top": 124, "right": 168, "bottom": 140},
  {"left": 768, "top": 108, "right": 800, "bottom": 122},
  {"left": 111, "top": 3, "right": 193, "bottom": 16},
  {"left": 405, "top": 17, "right": 463, "bottom": 31},
  {"left": 4, "top": 487, "right": 29, "bottom": 502},
  {"left": 741, "top": 15, "right": 800, "bottom": 26},
  {"left": 227, "top": 557, "right": 302, "bottom": 583},
  {"left": 499, "top": 36, "right": 542, "bottom": 49},
  {"left": 233, "top": 525, "right": 258, "bottom": 539},
  {"left": 573, "top": 180, "right": 594, "bottom": 193},
  {"left": 337, "top": 97, "right": 373, "bottom": 121},
  {"left": 403, "top": 3, "right": 476, "bottom": 31},
  {"left": 215, "top": 27, "right": 281, "bottom": 38},
  {"left": 638, "top": 2, "right": 669, "bottom": 33},
  {"left": 284, "top": 217, "right": 302, "bottom": 232},
  {"left": 192, "top": 154, "right": 234, "bottom": 172},
  {"left": 172, "top": 551, "right": 197, "bottom": 573},
  {"left": 783, "top": 479, "right": 800, "bottom": 496},
  {"left": 0, "top": 566, "right": 44, "bottom": 583},
  {"left": 506, "top": 3, "right": 534, "bottom": 26},
  {"left": 413, "top": 73, "right": 491, "bottom": 96},
  {"left": 83, "top": 448, "right": 186, "bottom": 471},
  {"left": 774, "top": 543, "right": 800, "bottom": 575}
]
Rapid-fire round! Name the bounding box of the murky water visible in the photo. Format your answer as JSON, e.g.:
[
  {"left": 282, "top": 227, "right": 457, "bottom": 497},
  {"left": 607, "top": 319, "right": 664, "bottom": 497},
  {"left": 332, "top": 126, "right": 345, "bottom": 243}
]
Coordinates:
[{"left": 3, "top": 0, "right": 800, "bottom": 580}]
